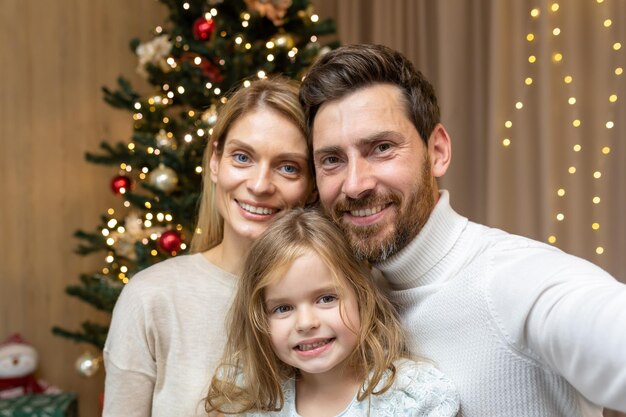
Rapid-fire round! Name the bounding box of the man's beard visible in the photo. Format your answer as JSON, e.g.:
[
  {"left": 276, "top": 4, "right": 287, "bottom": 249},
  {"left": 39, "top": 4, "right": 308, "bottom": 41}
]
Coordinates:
[{"left": 326, "top": 158, "right": 436, "bottom": 263}]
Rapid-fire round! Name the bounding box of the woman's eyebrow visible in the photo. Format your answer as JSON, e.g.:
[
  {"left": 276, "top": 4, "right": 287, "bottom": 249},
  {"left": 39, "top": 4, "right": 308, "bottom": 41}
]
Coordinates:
[{"left": 225, "top": 139, "right": 307, "bottom": 160}]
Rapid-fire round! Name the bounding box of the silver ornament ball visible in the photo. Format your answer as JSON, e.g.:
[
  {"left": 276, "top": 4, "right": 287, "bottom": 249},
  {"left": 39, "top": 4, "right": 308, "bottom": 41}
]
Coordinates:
[
  {"left": 148, "top": 164, "right": 179, "bottom": 193},
  {"left": 75, "top": 351, "right": 101, "bottom": 378}
]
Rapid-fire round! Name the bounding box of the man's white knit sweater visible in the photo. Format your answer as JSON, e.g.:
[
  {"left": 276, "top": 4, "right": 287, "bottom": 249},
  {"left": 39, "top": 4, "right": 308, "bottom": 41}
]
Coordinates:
[{"left": 376, "top": 191, "right": 626, "bottom": 417}]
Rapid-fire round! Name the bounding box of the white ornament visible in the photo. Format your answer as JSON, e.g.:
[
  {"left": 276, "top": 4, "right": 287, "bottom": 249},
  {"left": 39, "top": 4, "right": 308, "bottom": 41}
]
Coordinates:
[
  {"left": 148, "top": 164, "right": 179, "bottom": 193},
  {"left": 202, "top": 105, "right": 219, "bottom": 126},
  {"left": 136, "top": 35, "right": 173, "bottom": 78},
  {"left": 155, "top": 129, "right": 174, "bottom": 149}
]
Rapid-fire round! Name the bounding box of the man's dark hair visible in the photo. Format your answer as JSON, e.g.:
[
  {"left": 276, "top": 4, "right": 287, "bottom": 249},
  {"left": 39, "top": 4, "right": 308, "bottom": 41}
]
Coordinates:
[{"left": 299, "top": 44, "right": 440, "bottom": 144}]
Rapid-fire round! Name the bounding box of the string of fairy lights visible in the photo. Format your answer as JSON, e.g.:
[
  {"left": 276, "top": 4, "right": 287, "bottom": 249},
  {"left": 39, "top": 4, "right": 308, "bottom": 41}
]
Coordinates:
[
  {"left": 500, "top": 0, "right": 622, "bottom": 260},
  {"left": 97, "top": 6, "right": 323, "bottom": 284}
]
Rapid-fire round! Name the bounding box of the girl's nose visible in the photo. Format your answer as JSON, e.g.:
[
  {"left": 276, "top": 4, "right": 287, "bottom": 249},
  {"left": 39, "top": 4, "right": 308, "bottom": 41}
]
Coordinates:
[{"left": 295, "top": 307, "right": 320, "bottom": 332}]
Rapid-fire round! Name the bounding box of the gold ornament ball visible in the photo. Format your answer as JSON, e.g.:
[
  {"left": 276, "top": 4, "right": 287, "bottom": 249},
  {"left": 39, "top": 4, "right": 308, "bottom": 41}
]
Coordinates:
[{"left": 75, "top": 351, "right": 101, "bottom": 378}]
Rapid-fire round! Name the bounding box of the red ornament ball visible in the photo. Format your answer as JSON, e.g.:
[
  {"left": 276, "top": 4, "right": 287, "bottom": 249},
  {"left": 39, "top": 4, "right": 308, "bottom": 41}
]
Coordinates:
[
  {"left": 159, "top": 230, "right": 183, "bottom": 253},
  {"left": 110, "top": 175, "right": 132, "bottom": 195},
  {"left": 193, "top": 16, "right": 215, "bottom": 40}
]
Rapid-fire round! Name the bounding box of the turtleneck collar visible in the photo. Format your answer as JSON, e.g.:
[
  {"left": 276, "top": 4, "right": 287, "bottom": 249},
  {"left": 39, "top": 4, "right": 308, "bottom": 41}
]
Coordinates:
[{"left": 375, "top": 190, "right": 468, "bottom": 289}]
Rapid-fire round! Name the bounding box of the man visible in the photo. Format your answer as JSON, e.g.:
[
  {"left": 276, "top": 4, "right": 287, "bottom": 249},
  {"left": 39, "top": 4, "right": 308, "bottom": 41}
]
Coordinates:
[{"left": 300, "top": 44, "right": 626, "bottom": 417}]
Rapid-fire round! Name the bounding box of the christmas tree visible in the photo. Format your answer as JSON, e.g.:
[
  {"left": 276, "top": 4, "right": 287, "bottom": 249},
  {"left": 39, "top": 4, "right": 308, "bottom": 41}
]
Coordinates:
[{"left": 53, "top": 0, "right": 336, "bottom": 354}]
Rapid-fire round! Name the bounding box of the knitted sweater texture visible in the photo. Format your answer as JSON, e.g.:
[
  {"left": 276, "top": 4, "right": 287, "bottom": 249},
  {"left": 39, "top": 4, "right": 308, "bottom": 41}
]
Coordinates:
[
  {"left": 377, "top": 191, "right": 626, "bottom": 417},
  {"left": 103, "top": 253, "right": 237, "bottom": 417}
]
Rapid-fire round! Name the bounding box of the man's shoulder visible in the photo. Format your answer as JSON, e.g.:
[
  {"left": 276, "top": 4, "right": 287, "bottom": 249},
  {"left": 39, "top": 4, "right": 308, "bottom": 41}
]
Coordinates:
[
  {"left": 458, "top": 219, "right": 617, "bottom": 288},
  {"left": 469, "top": 219, "right": 617, "bottom": 303},
  {"left": 467, "top": 220, "right": 565, "bottom": 261}
]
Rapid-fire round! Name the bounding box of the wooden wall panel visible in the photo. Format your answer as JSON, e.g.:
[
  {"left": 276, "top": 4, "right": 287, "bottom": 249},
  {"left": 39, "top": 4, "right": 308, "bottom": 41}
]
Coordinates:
[{"left": 0, "top": 1, "right": 165, "bottom": 416}]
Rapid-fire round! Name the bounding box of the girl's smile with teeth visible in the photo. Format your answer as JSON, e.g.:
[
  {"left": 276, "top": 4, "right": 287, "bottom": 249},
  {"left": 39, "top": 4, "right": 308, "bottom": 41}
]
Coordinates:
[{"left": 295, "top": 338, "right": 334, "bottom": 351}]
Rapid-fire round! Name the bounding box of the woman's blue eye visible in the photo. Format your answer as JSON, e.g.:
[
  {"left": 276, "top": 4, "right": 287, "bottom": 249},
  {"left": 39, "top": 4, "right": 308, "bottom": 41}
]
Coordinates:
[
  {"left": 281, "top": 164, "right": 299, "bottom": 174},
  {"left": 234, "top": 153, "right": 249, "bottom": 163}
]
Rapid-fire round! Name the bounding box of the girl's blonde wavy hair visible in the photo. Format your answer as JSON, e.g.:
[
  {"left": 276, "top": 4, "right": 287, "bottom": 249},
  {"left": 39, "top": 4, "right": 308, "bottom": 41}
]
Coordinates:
[
  {"left": 206, "top": 208, "right": 406, "bottom": 414},
  {"left": 190, "top": 76, "right": 309, "bottom": 253}
]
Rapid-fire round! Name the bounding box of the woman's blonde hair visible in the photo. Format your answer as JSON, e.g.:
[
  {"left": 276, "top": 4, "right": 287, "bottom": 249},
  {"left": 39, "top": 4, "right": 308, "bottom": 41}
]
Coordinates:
[
  {"left": 190, "top": 77, "right": 309, "bottom": 253},
  {"left": 206, "top": 208, "right": 406, "bottom": 414}
]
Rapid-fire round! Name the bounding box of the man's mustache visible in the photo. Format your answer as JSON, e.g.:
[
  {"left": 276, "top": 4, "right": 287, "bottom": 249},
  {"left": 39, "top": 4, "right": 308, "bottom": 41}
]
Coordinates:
[{"left": 333, "top": 193, "right": 401, "bottom": 214}]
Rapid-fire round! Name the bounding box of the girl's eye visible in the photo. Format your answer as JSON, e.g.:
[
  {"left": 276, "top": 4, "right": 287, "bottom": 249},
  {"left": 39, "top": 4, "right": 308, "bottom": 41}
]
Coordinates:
[
  {"left": 272, "top": 305, "right": 292, "bottom": 314},
  {"left": 233, "top": 153, "right": 250, "bottom": 163},
  {"left": 280, "top": 164, "right": 299, "bottom": 175},
  {"left": 319, "top": 295, "right": 337, "bottom": 304}
]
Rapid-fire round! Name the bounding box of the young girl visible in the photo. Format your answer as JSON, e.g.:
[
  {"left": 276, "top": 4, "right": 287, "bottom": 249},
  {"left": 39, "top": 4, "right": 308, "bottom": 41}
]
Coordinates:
[{"left": 206, "top": 208, "right": 459, "bottom": 417}]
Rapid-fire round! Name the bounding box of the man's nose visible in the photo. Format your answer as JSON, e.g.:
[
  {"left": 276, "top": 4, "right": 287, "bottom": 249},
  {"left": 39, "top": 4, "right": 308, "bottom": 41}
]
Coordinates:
[{"left": 341, "top": 157, "right": 376, "bottom": 199}]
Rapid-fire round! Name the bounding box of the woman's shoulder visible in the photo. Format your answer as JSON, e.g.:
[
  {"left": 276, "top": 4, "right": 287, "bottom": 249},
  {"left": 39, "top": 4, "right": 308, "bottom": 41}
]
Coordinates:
[
  {"left": 115, "top": 253, "right": 218, "bottom": 306},
  {"left": 368, "top": 359, "right": 460, "bottom": 417},
  {"left": 126, "top": 253, "right": 217, "bottom": 287}
]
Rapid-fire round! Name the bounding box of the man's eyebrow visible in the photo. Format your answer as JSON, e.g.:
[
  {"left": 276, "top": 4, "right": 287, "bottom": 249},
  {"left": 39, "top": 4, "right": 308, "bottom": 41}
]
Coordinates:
[
  {"left": 359, "top": 130, "right": 403, "bottom": 144},
  {"left": 313, "top": 145, "right": 342, "bottom": 158},
  {"left": 313, "top": 131, "right": 403, "bottom": 158}
]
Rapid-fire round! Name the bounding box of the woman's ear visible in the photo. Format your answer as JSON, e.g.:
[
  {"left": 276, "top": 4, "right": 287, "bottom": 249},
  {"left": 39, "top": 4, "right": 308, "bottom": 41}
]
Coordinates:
[
  {"left": 428, "top": 124, "right": 452, "bottom": 178},
  {"left": 209, "top": 142, "right": 220, "bottom": 184}
]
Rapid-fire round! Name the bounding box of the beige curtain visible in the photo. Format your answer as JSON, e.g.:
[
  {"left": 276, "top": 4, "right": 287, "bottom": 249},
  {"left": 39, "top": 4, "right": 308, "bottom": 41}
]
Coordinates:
[
  {"left": 313, "top": 0, "right": 625, "bottom": 282},
  {"left": 312, "top": 1, "right": 625, "bottom": 416}
]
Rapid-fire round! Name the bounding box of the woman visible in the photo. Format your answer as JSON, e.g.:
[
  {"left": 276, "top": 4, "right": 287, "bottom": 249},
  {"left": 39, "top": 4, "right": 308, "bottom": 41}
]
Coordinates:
[{"left": 103, "top": 77, "right": 316, "bottom": 417}]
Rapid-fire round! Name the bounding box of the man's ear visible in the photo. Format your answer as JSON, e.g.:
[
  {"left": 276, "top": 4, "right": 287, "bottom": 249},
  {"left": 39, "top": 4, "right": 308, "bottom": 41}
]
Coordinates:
[
  {"left": 428, "top": 124, "right": 452, "bottom": 178},
  {"left": 209, "top": 143, "right": 220, "bottom": 184}
]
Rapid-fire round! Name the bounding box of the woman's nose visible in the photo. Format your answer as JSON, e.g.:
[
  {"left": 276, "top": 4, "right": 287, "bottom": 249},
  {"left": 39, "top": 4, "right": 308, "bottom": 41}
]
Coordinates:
[{"left": 247, "top": 165, "right": 276, "bottom": 195}]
